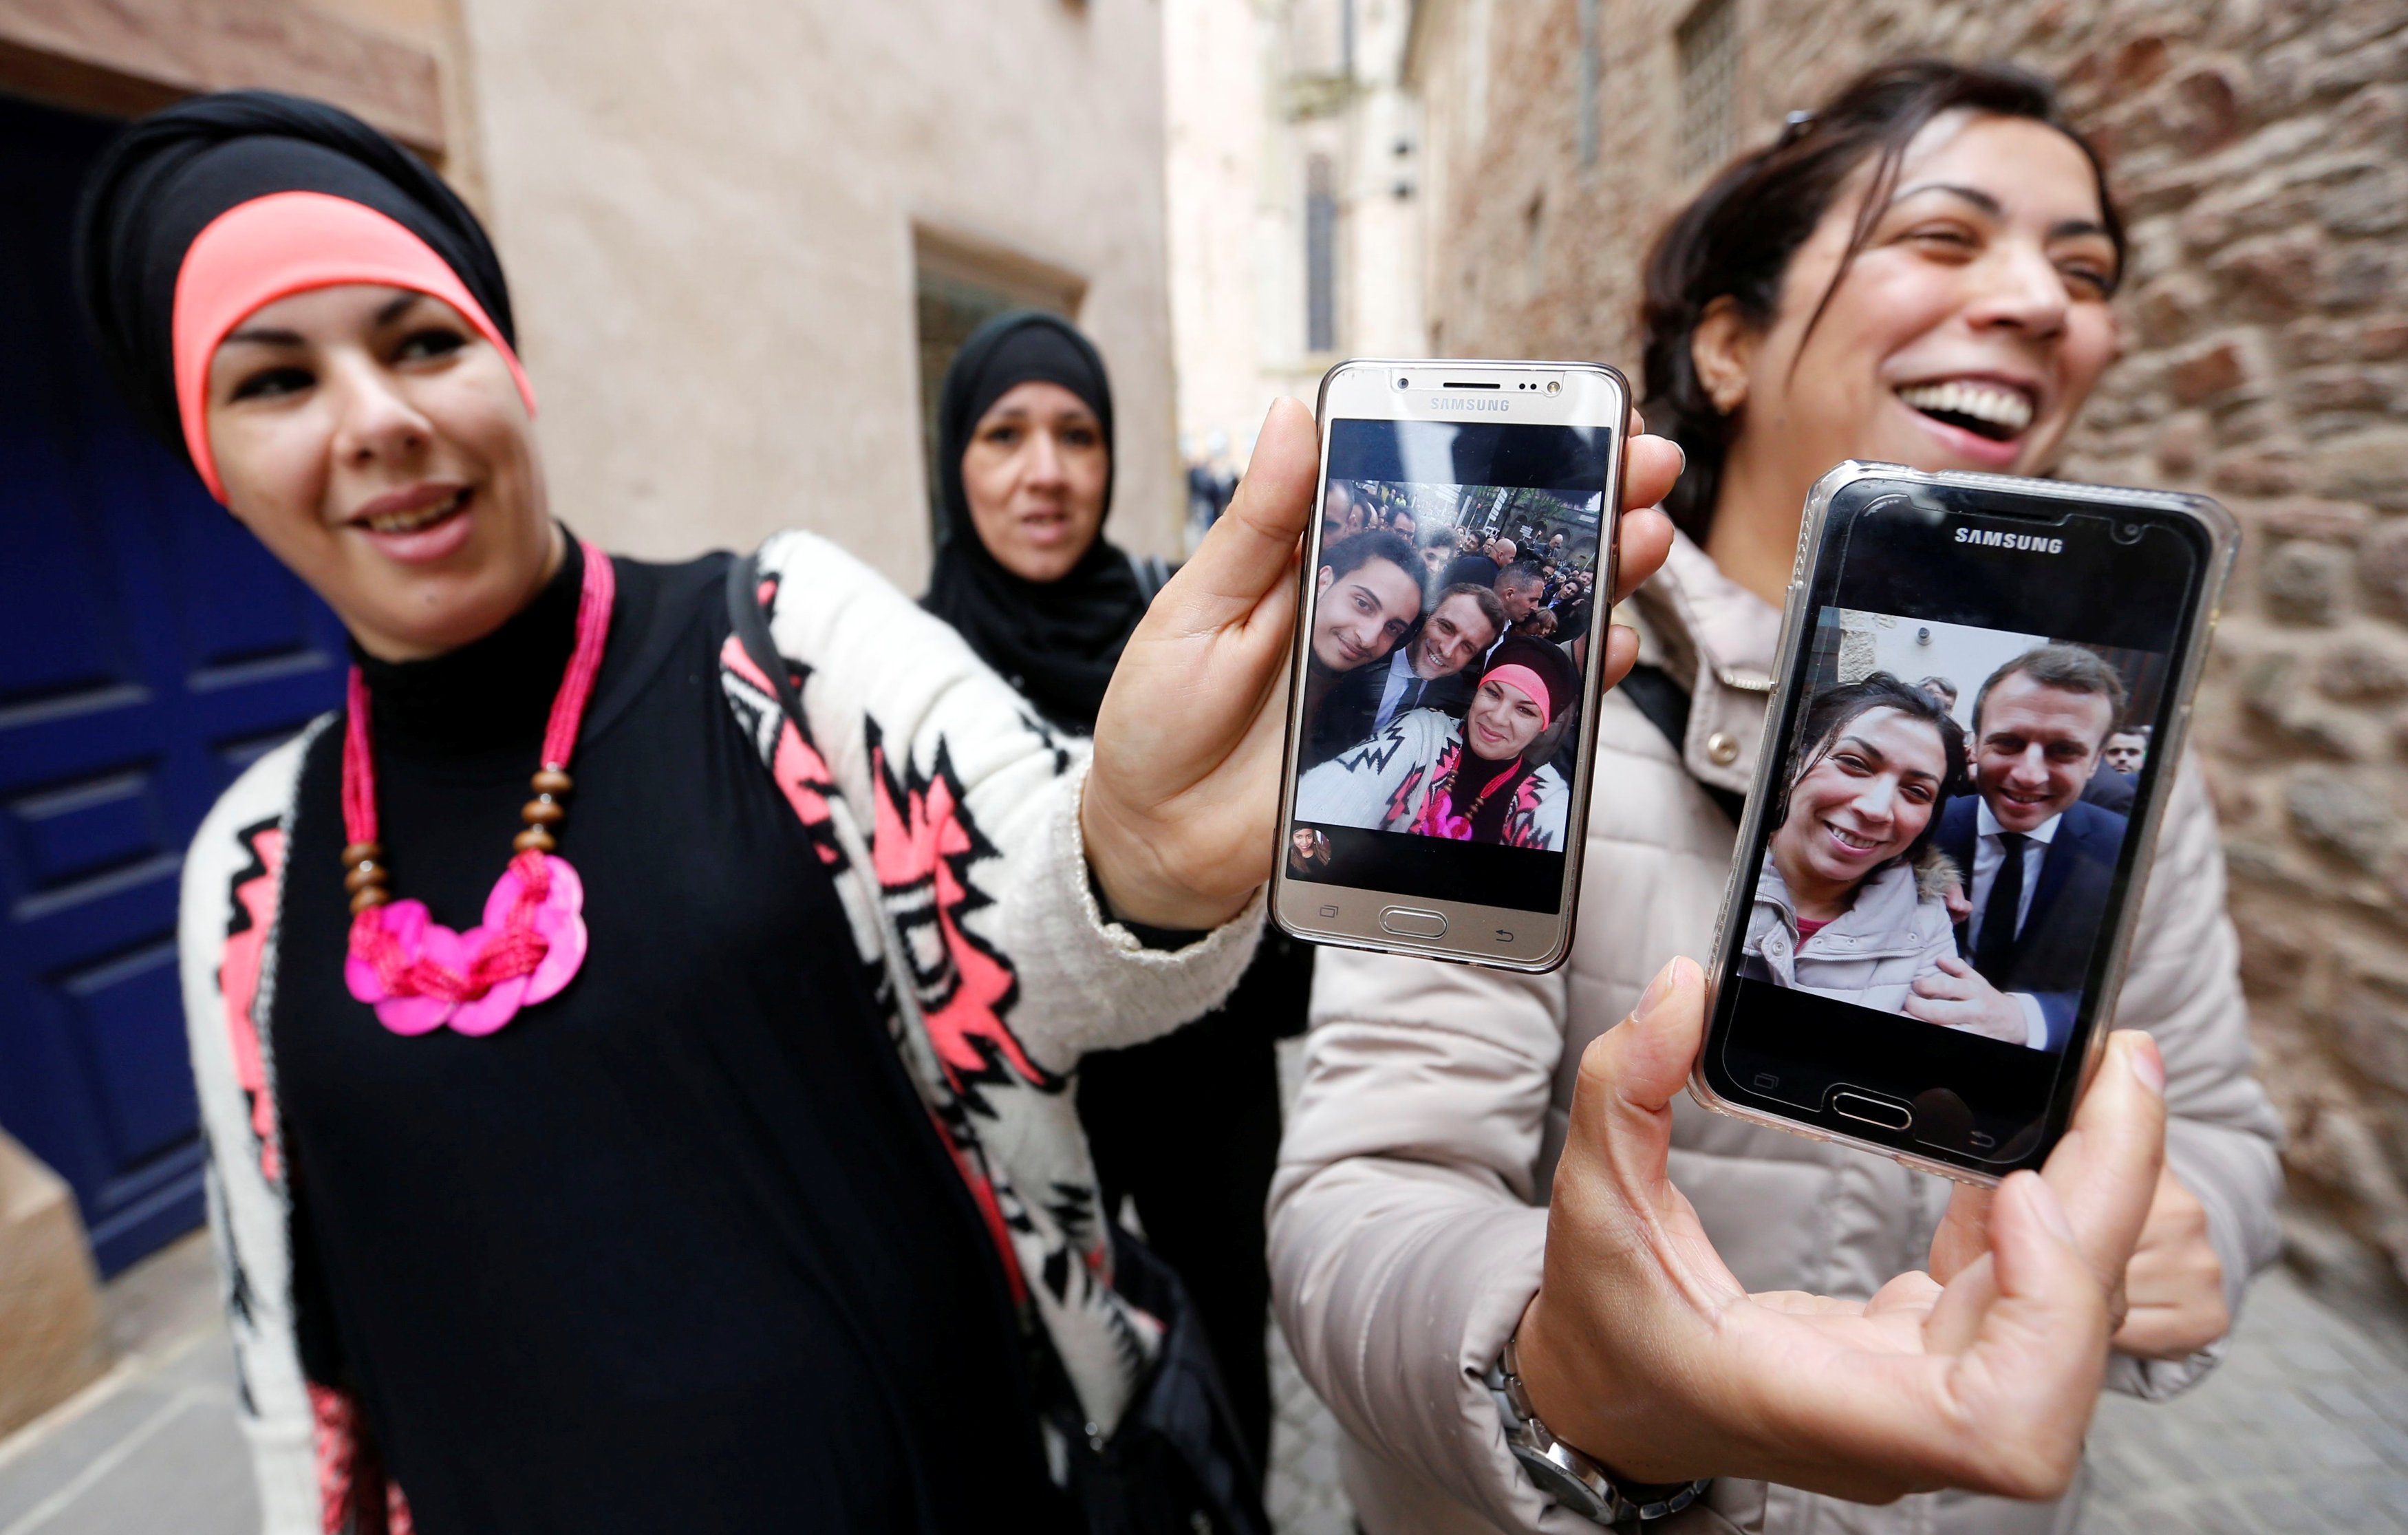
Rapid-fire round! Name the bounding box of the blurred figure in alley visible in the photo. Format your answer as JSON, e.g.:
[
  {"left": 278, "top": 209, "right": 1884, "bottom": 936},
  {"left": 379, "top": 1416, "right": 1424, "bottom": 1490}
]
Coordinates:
[{"left": 922, "top": 310, "right": 1309, "bottom": 1482}]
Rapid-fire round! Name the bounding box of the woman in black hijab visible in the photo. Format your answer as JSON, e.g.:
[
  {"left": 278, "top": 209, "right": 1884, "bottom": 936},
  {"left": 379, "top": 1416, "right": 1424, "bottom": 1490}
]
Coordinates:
[
  {"left": 925, "top": 311, "right": 1307, "bottom": 1481},
  {"left": 923, "top": 311, "right": 1146, "bottom": 730}
]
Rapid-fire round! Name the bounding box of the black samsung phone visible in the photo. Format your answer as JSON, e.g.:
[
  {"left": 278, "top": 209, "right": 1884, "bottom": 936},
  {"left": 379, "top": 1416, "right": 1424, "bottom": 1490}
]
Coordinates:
[{"left": 1692, "top": 464, "right": 2236, "bottom": 1181}]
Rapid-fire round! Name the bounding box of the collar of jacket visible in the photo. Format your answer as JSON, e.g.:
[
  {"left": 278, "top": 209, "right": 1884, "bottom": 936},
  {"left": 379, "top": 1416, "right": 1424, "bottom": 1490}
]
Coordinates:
[
  {"left": 1751, "top": 855, "right": 1936, "bottom": 960},
  {"left": 1624, "top": 532, "right": 1781, "bottom": 799}
]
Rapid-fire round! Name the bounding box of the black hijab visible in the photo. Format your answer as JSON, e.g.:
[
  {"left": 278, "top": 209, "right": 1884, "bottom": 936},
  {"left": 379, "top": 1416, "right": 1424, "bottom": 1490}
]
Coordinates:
[
  {"left": 1451, "top": 636, "right": 1584, "bottom": 841},
  {"left": 921, "top": 311, "right": 1144, "bottom": 734},
  {"left": 74, "top": 89, "right": 516, "bottom": 469}
]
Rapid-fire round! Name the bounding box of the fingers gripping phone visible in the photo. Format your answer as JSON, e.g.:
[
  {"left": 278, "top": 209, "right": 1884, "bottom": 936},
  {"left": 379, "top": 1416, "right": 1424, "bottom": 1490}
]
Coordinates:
[
  {"left": 1692, "top": 464, "right": 2236, "bottom": 1182},
  {"left": 1269, "top": 359, "right": 1629, "bottom": 972}
]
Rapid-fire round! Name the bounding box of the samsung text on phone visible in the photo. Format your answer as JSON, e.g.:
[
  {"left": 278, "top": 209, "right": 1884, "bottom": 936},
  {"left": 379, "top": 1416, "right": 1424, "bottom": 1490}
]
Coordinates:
[{"left": 1953, "top": 527, "right": 2065, "bottom": 552}]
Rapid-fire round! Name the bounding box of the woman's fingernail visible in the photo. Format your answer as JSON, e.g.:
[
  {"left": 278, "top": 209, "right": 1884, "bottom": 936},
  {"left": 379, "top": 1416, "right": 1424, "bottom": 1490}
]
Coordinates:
[
  {"left": 2025, "top": 1174, "right": 2078, "bottom": 1247},
  {"left": 1672, "top": 441, "right": 1688, "bottom": 476},
  {"left": 2127, "top": 1033, "right": 2165, "bottom": 1096},
  {"left": 1633, "top": 958, "right": 1681, "bottom": 1023}
]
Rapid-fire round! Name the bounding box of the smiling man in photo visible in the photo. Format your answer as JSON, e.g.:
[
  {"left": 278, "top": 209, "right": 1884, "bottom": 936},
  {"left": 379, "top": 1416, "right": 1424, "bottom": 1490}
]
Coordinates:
[
  {"left": 1364, "top": 582, "right": 1505, "bottom": 736},
  {"left": 1299, "top": 530, "right": 1424, "bottom": 769},
  {"left": 1908, "top": 643, "right": 2129, "bottom": 1050}
]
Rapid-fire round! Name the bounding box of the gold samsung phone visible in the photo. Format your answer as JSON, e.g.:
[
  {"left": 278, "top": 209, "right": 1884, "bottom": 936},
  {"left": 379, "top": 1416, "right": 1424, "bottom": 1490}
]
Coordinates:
[{"left": 1268, "top": 358, "right": 1630, "bottom": 973}]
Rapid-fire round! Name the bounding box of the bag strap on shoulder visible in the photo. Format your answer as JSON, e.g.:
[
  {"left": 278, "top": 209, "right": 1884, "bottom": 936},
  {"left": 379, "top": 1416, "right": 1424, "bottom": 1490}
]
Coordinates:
[
  {"left": 725, "top": 553, "right": 808, "bottom": 725},
  {"left": 1617, "top": 663, "right": 1745, "bottom": 824}
]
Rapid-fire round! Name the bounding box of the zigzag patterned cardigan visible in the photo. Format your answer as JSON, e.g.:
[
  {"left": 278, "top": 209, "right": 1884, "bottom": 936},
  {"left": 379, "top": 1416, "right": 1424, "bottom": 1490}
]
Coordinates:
[{"left": 174, "top": 530, "right": 1262, "bottom": 1534}]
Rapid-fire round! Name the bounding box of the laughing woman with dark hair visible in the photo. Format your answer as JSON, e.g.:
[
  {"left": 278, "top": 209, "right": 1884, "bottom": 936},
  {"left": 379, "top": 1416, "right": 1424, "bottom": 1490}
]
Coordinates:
[
  {"left": 1273, "top": 58, "right": 2280, "bottom": 1535},
  {"left": 1743, "top": 674, "right": 1968, "bottom": 1013}
]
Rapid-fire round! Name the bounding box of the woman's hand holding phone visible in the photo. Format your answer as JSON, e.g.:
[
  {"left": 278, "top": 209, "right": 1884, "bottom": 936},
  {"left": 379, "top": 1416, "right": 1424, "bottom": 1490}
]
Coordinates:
[
  {"left": 1080, "top": 398, "right": 1679, "bottom": 931},
  {"left": 2107, "top": 1165, "right": 2228, "bottom": 1360},
  {"left": 1514, "top": 956, "right": 2168, "bottom": 1504}
]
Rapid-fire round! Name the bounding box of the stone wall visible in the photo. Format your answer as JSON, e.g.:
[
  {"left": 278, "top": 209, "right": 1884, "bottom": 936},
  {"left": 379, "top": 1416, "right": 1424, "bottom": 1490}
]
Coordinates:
[{"left": 1408, "top": 0, "right": 2408, "bottom": 1282}]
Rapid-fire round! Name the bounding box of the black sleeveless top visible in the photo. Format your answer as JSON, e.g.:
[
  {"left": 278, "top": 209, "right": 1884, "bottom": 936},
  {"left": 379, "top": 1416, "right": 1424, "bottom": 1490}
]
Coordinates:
[{"left": 270, "top": 542, "right": 1073, "bottom": 1534}]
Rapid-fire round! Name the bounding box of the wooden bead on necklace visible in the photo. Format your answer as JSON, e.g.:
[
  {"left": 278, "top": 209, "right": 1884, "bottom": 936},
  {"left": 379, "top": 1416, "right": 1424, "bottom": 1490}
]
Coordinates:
[
  {"left": 341, "top": 839, "right": 389, "bottom": 913},
  {"left": 341, "top": 541, "right": 612, "bottom": 1039},
  {"left": 512, "top": 762, "right": 572, "bottom": 854}
]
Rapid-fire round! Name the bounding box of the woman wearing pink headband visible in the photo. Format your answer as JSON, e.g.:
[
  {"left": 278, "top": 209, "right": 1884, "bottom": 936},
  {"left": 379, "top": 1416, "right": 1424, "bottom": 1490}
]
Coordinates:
[
  {"left": 71, "top": 90, "right": 1698, "bottom": 1535},
  {"left": 1293, "top": 634, "right": 1581, "bottom": 850}
]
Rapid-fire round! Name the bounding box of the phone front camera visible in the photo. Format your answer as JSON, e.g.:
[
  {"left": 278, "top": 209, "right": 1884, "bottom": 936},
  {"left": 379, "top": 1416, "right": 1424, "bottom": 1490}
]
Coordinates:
[
  {"left": 1545, "top": 380, "right": 1561, "bottom": 395},
  {"left": 2112, "top": 522, "right": 2144, "bottom": 545},
  {"left": 1395, "top": 376, "right": 1409, "bottom": 389}
]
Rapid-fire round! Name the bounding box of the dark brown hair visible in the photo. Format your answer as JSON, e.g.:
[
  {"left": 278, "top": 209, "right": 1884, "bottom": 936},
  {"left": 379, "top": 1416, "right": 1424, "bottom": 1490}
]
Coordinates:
[
  {"left": 1776, "top": 672, "right": 1970, "bottom": 870},
  {"left": 1320, "top": 528, "right": 1421, "bottom": 587},
  {"left": 1640, "top": 58, "right": 2126, "bottom": 543},
  {"left": 1972, "top": 642, "right": 2129, "bottom": 742}
]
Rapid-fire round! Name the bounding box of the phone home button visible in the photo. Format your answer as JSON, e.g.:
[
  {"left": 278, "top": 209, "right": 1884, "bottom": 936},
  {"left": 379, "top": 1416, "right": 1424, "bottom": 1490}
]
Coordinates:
[
  {"left": 1829, "top": 1089, "right": 1913, "bottom": 1133},
  {"left": 1378, "top": 906, "right": 1448, "bottom": 938}
]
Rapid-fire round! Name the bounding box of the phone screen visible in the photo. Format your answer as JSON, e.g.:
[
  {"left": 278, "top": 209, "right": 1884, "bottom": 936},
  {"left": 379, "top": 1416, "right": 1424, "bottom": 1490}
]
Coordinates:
[
  {"left": 1703, "top": 475, "right": 2212, "bottom": 1170},
  {"left": 1282, "top": 416, "right": 1613, "bottom": 916}
]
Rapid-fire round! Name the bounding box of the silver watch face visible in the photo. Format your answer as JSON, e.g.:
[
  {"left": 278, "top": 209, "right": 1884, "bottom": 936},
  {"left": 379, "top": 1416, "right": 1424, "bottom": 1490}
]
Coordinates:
[
  {"left": 1509, "top": 1442, "right": 1609, "bottom": 1521},
  {"left": 1494, "top": 1357, "right": 1709, "bottom": 1525}
]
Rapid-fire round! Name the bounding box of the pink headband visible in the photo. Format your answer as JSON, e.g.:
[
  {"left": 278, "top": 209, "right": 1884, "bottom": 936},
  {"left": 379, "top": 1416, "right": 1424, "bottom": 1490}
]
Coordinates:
[
  {"left": 1482, "top": 663, "right": 1554, "bottom": 729},
  {"left": 171, "top": 190, "right": 537, "bottom": 502}
]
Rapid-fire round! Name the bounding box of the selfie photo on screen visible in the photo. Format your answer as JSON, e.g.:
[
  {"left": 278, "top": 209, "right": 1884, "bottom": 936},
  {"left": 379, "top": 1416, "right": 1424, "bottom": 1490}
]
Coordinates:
[
  {"left": 1743, "top": 608, "right": 2169, "bottom": 1054},
  {"left": 1289, "top": 472, "right": 1601, "bottom": 867},
  {"left": 1269, "top": 372, "right": 1626, "bottom": 962}
]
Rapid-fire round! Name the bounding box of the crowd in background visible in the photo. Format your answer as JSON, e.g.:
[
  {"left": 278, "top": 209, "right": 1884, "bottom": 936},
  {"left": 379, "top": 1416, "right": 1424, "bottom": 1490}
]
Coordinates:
[{"left": 1288, "top": 484, "right": 1599, "bottom": 852}]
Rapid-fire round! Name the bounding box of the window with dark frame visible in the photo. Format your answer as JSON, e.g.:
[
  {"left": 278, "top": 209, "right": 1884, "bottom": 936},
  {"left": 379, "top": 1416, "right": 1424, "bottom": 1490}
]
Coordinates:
[
  {"left": 910, "top": 230, "right": 1084, "bottom": 546},
  {"left": 1306, "top": 153, "right": 1337, "bottom": 354}
]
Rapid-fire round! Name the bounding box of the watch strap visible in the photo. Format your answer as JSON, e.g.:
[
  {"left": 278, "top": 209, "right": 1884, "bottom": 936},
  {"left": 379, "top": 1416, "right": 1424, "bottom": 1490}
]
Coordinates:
[{"left": 1488, "top": 1335, "right": 1710, "bottom": 1527}]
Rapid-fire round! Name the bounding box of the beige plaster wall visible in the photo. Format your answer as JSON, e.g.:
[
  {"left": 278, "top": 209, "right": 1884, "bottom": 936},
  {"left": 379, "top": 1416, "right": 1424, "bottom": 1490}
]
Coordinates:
[
  {"left": 1164, "top": 0, "right": 1295, "bottom": 462},
  {"left": 457, "top": 0, "right": 1181, "bottom": 590}
]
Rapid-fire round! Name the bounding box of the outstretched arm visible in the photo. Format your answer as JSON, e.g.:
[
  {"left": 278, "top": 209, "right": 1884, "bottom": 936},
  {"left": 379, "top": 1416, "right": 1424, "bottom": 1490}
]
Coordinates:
[{"left": 1082, "top": 398, "right": 1679, "bottom": 929}]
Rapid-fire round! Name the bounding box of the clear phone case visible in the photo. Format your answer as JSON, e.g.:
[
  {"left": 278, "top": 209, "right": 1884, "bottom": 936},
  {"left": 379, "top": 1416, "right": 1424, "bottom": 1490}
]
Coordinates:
[{"left": 1688, "top": 462, "right": 2239, "bottom": 1183}]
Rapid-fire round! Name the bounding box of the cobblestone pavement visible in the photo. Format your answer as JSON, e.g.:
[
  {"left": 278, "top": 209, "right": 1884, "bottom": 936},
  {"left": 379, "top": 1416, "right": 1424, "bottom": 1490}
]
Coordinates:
[
  {"left": 1267, "top": 1310, "right": 1355, "bottom": 1535},
  {"left": 0, "top": 1330, "right": 257, "bottom": 1535},
  {"left": 2083, "top": 1265, "right": 2408, "bottom": 1535},
  {"left": 8, "top": 1212, "right": 2406, "bottom": 1534},
  {"left": 1262, "top": 1257, "right": 2408, "bottom": 1535}
]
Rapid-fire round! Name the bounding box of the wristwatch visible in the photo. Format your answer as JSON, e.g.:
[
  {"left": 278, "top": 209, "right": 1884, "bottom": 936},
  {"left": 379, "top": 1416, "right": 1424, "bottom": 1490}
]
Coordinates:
[{"left": 1487, "top": 1335, "right": 1710, "bottom": 1527}]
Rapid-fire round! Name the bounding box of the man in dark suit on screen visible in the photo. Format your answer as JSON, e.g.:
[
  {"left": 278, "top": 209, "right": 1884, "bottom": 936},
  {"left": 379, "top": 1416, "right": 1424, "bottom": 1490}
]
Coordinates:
[
  {"left": 1309, "top": 581, "right": 1506, "bottom": 763},
  {"left": 1904, "top": 645, "right": 2131, "bottom": 1052}
]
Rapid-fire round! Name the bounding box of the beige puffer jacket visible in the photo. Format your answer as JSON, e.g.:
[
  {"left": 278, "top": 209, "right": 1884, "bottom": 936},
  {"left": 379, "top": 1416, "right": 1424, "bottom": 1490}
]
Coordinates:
[
  {"left": 1743, "top": 852, "right": 1959, "bottom": 1012},
  {"left": 1269, "top": 534, "right": 2283, "bottom": 1535}
]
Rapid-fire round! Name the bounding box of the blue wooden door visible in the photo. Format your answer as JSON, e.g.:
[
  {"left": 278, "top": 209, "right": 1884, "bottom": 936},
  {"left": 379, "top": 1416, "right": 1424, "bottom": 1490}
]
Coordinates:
[{"left": 0, "top": 93, "right": 348, "bottom": 1275}]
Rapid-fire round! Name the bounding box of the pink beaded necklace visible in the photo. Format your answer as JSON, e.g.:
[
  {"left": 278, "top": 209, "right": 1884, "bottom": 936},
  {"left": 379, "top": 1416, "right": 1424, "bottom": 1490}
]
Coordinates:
[{"left": 340, "top": 542, "right": 613, "bottom": 1036}]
